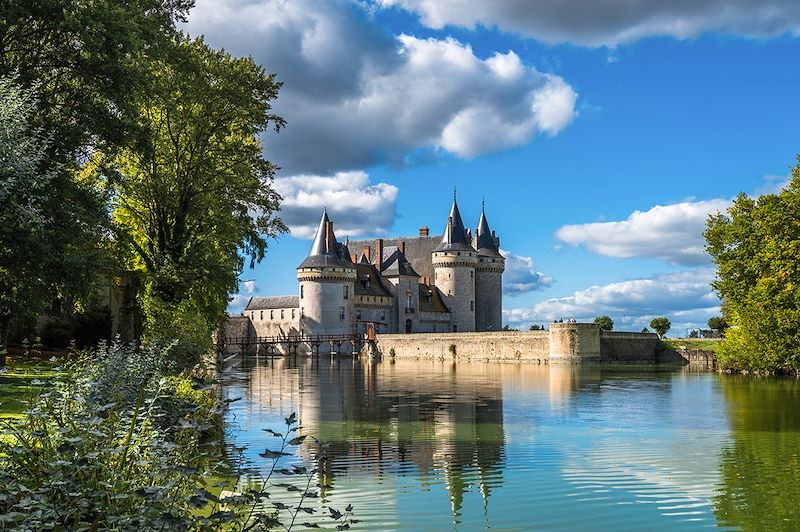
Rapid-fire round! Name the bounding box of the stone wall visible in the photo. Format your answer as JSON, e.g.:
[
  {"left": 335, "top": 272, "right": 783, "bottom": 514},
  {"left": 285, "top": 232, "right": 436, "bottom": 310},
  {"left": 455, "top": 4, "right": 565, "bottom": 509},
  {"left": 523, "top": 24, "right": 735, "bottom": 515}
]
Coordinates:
[
  {"left": 374, "top": 331, "right": 550, "bottom": 363},
  {"left": 600, "top": 331, "right": 659, "bottom": 363},
  {"left": 374, "top": 326, "right": 660, "bottom": 364}
]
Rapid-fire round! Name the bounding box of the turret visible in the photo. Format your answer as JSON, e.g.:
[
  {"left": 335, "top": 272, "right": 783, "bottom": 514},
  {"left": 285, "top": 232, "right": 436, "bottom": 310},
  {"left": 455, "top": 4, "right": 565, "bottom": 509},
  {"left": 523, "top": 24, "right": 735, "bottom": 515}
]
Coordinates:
[
  {"left": 432, "top": 193, "right": 477, "bottom": 332},
  {"left": 473, "top": 202, "right": 505, "bottom": 331},
  {"left": 297, "top": 209, "right": 356, "bottom": 336}
]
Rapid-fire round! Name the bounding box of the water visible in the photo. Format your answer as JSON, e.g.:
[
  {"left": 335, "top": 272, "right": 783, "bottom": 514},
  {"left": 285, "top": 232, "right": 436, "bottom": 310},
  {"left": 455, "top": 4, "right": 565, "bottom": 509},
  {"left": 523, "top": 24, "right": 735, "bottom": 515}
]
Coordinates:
[{"left": 219, "top": 357, "right": 800, "bottom": 531}]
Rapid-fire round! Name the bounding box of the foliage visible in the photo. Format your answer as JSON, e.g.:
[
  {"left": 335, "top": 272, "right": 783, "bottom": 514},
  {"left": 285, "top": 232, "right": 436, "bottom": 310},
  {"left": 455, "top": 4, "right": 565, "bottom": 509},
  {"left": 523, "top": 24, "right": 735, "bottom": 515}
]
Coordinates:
[
  {"left": 529, "top": 324, "right": 544, "bottom": 331},
  {"left": 0, "top": 345, "right": 358, "bottom": 529},
  {"left": 0, "top": 0, "right": 191, "bottom": 363},
  {"left": 0, "top": 0, "right": 192, "bottom": 160},
  {"left": 649, "top": 317, "right": 671, "bottom": 338},
  {"left": 641, "top": 327, "right": 650, "bottom": 333},
  {"left": 706, "top": 317, "right": 728, "bottom": 337},
  {"left": 705, "top": 158, "right": 800, "bottom": 372},
  {"left": 594, "top": 315, "right": 614, "bottom": 331},
  {"left": 660, "top": 338, "right": 721, "bottom": 352},
  {"left": 89, "top": 37, "right": 287, "bottom": 366}
]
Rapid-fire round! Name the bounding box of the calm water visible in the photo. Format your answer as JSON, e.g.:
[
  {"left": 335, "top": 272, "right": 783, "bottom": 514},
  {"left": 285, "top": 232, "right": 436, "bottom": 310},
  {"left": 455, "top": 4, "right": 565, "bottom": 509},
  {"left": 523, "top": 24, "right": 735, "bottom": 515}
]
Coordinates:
[{"left": 219, "top": 357, "right": 800, "bottom": 531}]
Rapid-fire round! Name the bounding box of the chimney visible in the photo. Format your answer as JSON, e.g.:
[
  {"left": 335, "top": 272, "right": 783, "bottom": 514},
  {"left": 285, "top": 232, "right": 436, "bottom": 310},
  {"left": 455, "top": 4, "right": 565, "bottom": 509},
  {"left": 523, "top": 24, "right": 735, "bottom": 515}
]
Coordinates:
[
  {"left": 362, "top": 246, "right": 371, "bottom": 262},
  {"left": 419, "top": 226, "right": 429, "bottom": 237},
  {"left": 375, "top": 238, "right": 384, "bottom": 268},
  {"left": 400, "top": 241, "right": 406, "bottom": 256},
  {"left": 351, "top": 253, "right": 357, "bottom": 263}
]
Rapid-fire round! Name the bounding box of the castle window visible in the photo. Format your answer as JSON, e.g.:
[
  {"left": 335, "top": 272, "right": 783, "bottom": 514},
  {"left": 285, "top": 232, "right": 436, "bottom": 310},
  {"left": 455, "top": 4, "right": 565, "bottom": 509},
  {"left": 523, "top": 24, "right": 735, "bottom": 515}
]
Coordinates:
[
  {"left": 301, "top": 307, "right": 304, "bottom": 316},
  {"left": 292, "top": 309, "right": 295, "bottom": 319},
  {"left": 453, "top": 324, "right": 458, "bottom": 332},
  {"left": 251, "top": 311, "right": 255, "bottom": 320},
  {"left": 281, "top": 309, "right": 284, "bottom": 319},
  {"left": 470, "top": 300, "right": 474, "bottom": 311},
  {"left": 270, "top": 310, "right": 274, "bottom": 320},
  {"left": 260, "top": 311, "right": 263, "bottom": 320},
  {"left": 457, "top": 252, "right": 461, "bottom": 256},
  {"left": 339, "top": 307, "right": 345, "bottom": 320},
  {"left": 356, "top": 309, "right": 362, "bottom": 320},
  {"left": 380, "top": 310, "right": 386, "bottom": 321},
  {"left": 470, "top": 271, "right": 473, "bottom": 279},
  {"left": 343, "top": 285, "right": 349, "bottom": 299},
  {"left": 301, "top": 285, "right": 304, "bottom": 299},
  {"left": 366, "top": 279, "right": 371, "bottom": 289}
]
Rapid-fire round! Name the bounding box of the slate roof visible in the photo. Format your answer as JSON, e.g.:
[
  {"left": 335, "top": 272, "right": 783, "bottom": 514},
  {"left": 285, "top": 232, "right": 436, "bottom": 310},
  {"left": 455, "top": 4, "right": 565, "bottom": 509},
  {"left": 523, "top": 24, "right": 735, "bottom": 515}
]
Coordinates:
[
  {"left": 380, "top": 249, "right": 420, "bottom": 277},
  {"left": 418, "top": 284, "right": 450, "bottom": 313},
  {"left": 475, "top": 206, "right": 501, "bottom": 257},
  {"left": 435, "top": 195, "right": 475, "bottom": 252},
  {"left": 354, "top": 263, "right": 393, "bottom": 297},
  {"left": 245, "top": 296, "right": 300, "bottom": 310},
  {"left": 298, "top": 209, "right": 356, "bottom": 269}
]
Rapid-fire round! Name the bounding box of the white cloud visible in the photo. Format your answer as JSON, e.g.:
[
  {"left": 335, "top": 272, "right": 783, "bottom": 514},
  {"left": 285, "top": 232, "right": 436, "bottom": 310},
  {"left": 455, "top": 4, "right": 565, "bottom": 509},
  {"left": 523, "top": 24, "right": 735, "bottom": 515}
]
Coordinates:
[
  {"left": 751, "top": 174, "right": 791, "bottom": 196},
  {"left": 503, "top": 268, "right": 720, "bottom": 334},
  {"left": 555, "top": 199, "right": 730, "bottom": 265},
  {"left": 242, "top": 280, "right": 258, "bottom": 294},
  {"left": 501, "top": 249, "right": 553, "bottom": 295},
  {"left": 187, "top": 0, "right": 578, "bottom": 175},
  {"left": 228, "top": 293, "right": 251, "bottom": 315},
  {"left": 378, "top": 0, "right": 800, "bottom": 46},
  {"left": 274, "top": 171, "right": 399, "bottom": 238}
]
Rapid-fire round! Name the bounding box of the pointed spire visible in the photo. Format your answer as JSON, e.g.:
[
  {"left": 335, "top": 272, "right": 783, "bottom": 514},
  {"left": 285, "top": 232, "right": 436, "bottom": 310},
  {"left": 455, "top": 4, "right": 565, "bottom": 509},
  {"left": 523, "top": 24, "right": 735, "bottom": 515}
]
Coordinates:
[
  {"left": 476, "top": 201, "right": 500, "bottom": 256},
  {"left": 435, "top": 193, "right": 472, "bottom": 251},
  {"left": 298, "top": 209, "right": 355, "bottom": 269}
]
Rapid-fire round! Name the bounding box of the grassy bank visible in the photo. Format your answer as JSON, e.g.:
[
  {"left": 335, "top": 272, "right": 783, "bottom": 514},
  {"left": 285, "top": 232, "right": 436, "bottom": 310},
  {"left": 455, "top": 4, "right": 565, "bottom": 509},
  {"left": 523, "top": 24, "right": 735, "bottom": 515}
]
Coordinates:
[
  {"left": 0, "top": 357, "right": 64, "bottom": 420},
  {"left": 661, "top": 338, "right": 722, "bottom": 352}
]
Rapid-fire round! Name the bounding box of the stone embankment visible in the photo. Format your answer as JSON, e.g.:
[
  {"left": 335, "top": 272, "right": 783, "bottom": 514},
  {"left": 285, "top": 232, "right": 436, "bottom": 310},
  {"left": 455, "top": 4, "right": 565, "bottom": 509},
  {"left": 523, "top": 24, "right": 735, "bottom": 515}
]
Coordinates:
[{"left": 374, "top": 323, "right": 663, "bottom": 364}]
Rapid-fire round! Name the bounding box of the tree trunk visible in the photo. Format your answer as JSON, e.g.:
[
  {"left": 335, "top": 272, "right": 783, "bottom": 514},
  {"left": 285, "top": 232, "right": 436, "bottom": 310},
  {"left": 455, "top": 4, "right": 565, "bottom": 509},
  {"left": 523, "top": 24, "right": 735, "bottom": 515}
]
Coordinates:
[{"left": 0, "top": 313, "right": 10, "bottom": 368}]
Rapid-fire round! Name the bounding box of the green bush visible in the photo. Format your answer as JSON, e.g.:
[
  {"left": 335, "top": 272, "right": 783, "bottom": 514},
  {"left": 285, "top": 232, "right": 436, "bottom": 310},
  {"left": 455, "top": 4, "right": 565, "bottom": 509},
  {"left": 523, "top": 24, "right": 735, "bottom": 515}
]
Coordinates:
[{"left": 0, "top": 342, "right": 359, "bottom": 530}]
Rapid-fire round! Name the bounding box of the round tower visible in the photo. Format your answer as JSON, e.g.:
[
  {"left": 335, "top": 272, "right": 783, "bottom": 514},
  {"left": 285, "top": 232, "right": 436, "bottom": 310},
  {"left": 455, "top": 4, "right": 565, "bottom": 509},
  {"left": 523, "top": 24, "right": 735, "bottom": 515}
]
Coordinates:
[
  {"left": 473, "top": 203, "right": 505, "bottom": 331},
  {"left": 432, "top": 194, "right": 477, "bottom": 332},
  {"left": 296, "top": 209, "right": 356, "bottom": 337}
]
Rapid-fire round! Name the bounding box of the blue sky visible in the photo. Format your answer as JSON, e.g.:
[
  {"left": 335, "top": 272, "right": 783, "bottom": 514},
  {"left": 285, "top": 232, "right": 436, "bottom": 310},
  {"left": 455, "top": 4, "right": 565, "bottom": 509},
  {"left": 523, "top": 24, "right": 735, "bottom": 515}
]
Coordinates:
[{"left": 186, "top": 0, "right": 800, "bottom": 336}]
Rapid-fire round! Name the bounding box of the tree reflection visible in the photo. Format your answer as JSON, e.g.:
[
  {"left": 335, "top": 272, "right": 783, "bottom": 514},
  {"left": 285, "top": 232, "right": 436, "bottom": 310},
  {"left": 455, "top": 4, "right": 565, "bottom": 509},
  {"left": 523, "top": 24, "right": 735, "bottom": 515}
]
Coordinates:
[{"left": 714, "top": 376, "right": 800, "bottom": 529}]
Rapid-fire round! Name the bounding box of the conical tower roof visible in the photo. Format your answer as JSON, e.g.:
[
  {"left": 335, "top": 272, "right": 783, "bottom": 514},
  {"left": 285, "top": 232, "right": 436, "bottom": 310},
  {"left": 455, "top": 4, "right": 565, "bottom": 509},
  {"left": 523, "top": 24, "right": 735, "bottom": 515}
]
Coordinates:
[
  {"left": 297, "top": 209, "right": 356, "bottom": 269},
  {"left": 475, "top": 203, "right": 501, "bottom": 257},
  {"left": 435, "top": 192, "right": 474, "bottom": 252}
]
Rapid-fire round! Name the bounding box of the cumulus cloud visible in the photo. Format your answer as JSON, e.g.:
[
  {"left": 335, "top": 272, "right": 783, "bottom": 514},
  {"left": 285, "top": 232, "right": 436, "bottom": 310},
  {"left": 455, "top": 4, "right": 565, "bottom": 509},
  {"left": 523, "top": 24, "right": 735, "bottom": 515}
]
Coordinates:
[
  {"left": 228, "top": 293, "right": 251, "bottom": 315},
  {"left": 378, "top": 0, "right": 800, "bottom": 46},
  {"left": 274, "top": 171, "right": 399, "bottom": 238},
  {"left": 187, "top": 0, "right": 578, "bottom": 175},
  {"left": 501, "top": 250, "right": 553, "bottom": 295},
  {"left": 503, "top": 268, "right": 720, "bottom": 333},
  {"left": 555, "top": 199, "right": 730, "bottom": 265},
  {"left": 242, "top": 280, "right": 259, "bottom": 294}
]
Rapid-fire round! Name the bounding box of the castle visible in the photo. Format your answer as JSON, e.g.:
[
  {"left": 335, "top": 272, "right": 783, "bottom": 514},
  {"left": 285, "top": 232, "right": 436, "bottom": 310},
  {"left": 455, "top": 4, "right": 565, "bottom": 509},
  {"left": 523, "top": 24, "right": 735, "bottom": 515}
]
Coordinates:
[{"left": 242, "top": 194, "right": 505, "bottom": 337}]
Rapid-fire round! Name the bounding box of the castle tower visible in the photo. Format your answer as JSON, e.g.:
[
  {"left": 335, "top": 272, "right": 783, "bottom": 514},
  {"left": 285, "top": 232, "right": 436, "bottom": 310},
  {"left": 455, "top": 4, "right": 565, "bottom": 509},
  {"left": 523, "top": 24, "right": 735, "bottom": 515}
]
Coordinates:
[
  {"left": 473, "top": 203, "right": 505, "bottom": 331},
  {"left": 297, "top": 209, "right": 356, "bottom": 336},
  {"left": 432, "top": 193, "right": 477, "bottom": 332}
]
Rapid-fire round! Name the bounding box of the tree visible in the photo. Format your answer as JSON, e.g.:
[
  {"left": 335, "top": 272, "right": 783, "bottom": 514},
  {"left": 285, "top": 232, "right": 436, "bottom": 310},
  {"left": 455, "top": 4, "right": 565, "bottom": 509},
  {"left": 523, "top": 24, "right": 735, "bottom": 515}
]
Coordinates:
[
  {"left": 96, "top": 38, "right": 287, "bottom": 365},
  {"left": 649, "top": 317, "right": 671, "bottom": 338},
  {"left": 705, "top": 157, "right": 800, "bottom": 372},
  {"left": 594, "top": 315, "right": 614, "bottom": 331},
  {"left": 708, "top": 316, "right": 729, "bottom": 336},
  {"left": 529, "top": 324, "right": 544, "bottom": 331},
  {"left": 0, "top": 78, "right": 109, "bottom": 363}
]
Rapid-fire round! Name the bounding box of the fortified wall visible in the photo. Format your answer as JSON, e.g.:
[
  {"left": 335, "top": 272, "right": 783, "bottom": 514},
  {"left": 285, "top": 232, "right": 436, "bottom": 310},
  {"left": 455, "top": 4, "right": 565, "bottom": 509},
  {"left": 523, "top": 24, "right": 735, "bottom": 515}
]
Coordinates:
[{"left": 374, "top": 323, "right": 660, "bottom": 364}]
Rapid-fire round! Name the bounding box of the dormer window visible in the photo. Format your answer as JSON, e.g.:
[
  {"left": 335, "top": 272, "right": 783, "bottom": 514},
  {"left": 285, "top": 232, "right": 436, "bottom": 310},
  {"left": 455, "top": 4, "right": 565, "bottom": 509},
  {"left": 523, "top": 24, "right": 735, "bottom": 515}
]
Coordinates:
[{"left": 365, "top": 279, "right": 371, "bottom": 289}]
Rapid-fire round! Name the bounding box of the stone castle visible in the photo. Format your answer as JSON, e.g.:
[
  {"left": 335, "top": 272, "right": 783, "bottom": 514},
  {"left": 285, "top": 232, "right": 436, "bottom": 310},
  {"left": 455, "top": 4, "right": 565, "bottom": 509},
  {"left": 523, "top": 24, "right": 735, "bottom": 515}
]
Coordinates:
[{"left": 242, "top": 194, "right": 505, "bottom": 337}]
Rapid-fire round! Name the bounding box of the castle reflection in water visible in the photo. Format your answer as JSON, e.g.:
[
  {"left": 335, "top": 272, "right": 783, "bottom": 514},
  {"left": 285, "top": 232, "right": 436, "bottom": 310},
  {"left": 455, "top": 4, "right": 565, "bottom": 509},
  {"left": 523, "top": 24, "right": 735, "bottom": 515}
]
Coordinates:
[{"left": 225, "top": 356, "right": 592, "bottom": 517}]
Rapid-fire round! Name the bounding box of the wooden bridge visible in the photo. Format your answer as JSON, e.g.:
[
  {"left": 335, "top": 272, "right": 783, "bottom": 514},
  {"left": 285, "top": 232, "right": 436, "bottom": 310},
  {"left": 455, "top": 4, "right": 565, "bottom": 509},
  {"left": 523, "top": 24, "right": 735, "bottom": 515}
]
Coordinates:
[{"left": 216, "top": 334, "right": 373, "bottom": 357}]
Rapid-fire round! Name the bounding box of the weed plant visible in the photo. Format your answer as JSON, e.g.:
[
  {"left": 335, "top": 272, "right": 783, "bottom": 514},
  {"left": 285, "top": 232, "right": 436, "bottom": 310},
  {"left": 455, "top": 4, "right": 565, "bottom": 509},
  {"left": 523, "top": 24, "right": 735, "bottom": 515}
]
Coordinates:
[{"left": 0, "top": 342, "right": 357, "bottom": 530}]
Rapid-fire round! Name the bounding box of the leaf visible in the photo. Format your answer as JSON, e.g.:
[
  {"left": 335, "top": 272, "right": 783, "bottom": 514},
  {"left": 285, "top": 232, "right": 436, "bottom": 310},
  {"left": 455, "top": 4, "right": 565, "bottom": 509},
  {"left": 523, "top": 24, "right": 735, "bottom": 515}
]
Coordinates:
[
  {"left": 297, "top": 507, "right": 315, "bottom": 514},
  {"left": 288, "top": 435, "right": 307, "bottom": 446},
  {"left": 259, "top": 449, "right": 291, "bottom": 459},
  {"left": 208, "top": 511, "right": 237, "bottom": 523},
  {"left": 272, "top": 502, "right": 290, "bottom": 510},
  {"left": 262, "top": 429, "right": 283, "bottom": 438},
  {"left": 285, "top": 412, "right": 297, "bottom": 426},
  {"left": 329, "top": 507, "right": 343, "bottom": 520},
  {"left": 337, "top": 525, "right": 351, "bottom": 530},
  {"left": 301, "top": 523, "right": 321, "bottom": 528},
  {"left": 345, "top": 504, "right": 353, "bottom": 512}
]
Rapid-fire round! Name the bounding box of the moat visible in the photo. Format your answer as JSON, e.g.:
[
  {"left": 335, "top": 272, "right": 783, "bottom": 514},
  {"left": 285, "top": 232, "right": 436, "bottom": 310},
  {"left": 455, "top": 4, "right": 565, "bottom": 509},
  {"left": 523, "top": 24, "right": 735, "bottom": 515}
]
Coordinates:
[{"left": 220, "top": 357, "right": 800, "bottom": 530}]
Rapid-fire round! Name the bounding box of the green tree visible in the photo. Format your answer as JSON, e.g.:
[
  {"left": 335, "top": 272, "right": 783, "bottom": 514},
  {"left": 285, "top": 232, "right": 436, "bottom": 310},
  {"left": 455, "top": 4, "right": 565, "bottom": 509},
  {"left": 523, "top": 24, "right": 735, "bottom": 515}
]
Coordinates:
[
  {"left": 707, "top": 316, "right": 729, "bottom": 336},
  {"left": 705, "top": 157, "right": 800, "bottom": 372},
  {"left": 96, "top": 38, "right": 287, "bottom": 365},
  {"left": 649, "top": 317, "right": 671, "bottom": 338},
  {"left": 594, "top": 315, "right": 614, "bottom": 331}
]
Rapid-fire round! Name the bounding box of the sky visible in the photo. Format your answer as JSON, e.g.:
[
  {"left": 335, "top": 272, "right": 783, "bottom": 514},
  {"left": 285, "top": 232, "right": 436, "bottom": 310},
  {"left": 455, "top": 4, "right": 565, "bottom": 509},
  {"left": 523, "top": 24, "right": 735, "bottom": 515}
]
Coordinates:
[{"left": 185, "top": 0, "right": 800, "bottom": 336}]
